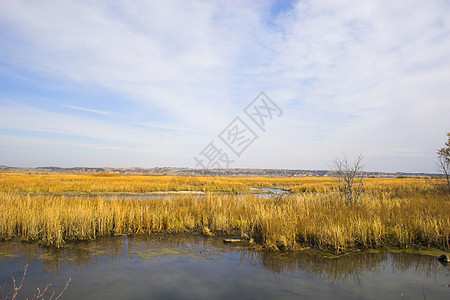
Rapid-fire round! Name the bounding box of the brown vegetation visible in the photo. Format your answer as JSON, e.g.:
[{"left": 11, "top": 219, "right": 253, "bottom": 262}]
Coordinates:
[{"left": 1, "top": 174, "right": 449, "bottom": 253}]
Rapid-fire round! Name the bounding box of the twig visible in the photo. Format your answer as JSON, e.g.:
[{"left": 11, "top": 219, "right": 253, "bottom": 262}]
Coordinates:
[
  {"left": 0, "top": 265, "right": 70, "bottom": 300},
  {"left": 53, "top": 278, "right": 71, "bottom": 300}
]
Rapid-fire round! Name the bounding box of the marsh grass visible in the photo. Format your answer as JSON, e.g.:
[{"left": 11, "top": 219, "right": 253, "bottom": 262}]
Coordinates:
[
  {"left": 1, "top": 173, "right": 440, "bottom": 194},
  {"left": 0, "top": 174, "right": 448, "bottom": 253},
  {"left": 0, "top": 174, "right": 254, "bottom": 194}
]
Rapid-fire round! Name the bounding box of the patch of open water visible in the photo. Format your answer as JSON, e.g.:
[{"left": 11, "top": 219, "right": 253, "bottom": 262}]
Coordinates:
[{"left": 0, "top": 235, "right": 448, "bottom": 299}]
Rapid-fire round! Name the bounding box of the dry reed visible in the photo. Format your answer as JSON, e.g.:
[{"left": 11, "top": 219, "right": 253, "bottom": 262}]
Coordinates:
[{"left": 0, "top": 174, "right": 448, "bottom": 252}]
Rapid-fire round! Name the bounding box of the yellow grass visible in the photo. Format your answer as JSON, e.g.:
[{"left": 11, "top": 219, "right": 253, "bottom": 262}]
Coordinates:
[
  {"left": 1, "top": 173, "right": 437, "bottom": 194},
  {"left": 0, "top": 173, "right": 256, "bottom": 193},
  {"left": 0, "top": 173, "right": 449, "bottom": 252}
]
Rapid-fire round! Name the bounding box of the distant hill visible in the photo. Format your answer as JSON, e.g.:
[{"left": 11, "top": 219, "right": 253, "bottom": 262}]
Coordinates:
[{"left": 0, "top": 165, "right": 442, "bottom": 178}]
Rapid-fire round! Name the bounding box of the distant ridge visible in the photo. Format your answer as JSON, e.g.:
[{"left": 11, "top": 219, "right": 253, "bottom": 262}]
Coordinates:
[{"left": 0, "top": 165, "right": 442, "bottom": 178}]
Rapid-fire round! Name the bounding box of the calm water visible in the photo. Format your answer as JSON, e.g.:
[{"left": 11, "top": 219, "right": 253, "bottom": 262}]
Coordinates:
[{"left": 0, "top": 235, "right": 448, "bottom": 299}]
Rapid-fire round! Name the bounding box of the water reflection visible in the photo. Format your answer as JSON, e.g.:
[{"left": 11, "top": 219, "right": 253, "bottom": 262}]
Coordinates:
[
  {"left": 1, "top": 236, "right": 449, "bottom": 300},
  {"left": 246, "top": 251, "right": 443, "bottom": 285},
  {"left": 0, "top": 235, "right": 446, "bottom": 282}
]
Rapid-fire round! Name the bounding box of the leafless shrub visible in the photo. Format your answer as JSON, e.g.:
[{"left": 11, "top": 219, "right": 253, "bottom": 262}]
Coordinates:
[
  {"left": 436, "top": 132, "right": 450, "bottom": 193},
  {"left": 0, "top": 265, "right": 71, "bottom": 300},
  {"left": 331, "top": 153, "right": 365, "bottom": 205}
]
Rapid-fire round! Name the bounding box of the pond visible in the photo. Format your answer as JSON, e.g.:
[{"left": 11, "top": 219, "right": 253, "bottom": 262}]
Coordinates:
[{"left": 0, "top": 235, "right": 448, "bottom": 299}]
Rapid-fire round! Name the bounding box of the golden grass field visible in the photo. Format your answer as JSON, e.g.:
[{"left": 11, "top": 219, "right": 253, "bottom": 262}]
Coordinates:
[{"left": 0, "top": 173, "right": 449, "bottom": 253}]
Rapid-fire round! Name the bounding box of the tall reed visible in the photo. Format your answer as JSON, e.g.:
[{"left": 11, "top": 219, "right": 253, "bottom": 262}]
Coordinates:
[
  {"left": 1, "top": 173, "right": 439, "bottom": 194},
  {"left": 1, "top": 178, "right": 448, "bottom": 252}
]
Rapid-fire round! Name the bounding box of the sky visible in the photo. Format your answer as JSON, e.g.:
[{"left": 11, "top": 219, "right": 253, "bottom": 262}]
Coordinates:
[{"left": 0, "top": 0, "right": 449, "bottom": 173}]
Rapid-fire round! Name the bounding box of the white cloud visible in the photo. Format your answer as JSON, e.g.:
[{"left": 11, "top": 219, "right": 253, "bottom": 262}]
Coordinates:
[{"left": 0, "top": 0, "right": 449, "bottom": 172}]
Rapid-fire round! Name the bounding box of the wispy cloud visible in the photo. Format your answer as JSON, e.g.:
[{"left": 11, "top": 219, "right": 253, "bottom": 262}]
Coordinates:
[
  {"left": 0, "top": 102, "right": 204, "bottom": 150},
  {"left": 0, "top": 0, "right": 449, "bottom": 172},
  {"left": 62, "top": 104, "right": 111, "bottom": 116}
]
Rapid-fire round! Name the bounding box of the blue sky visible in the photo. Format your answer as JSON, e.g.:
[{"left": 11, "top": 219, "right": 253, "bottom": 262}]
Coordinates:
[{"left": 0, "top": 0, "right": 449, "bottom": 173}]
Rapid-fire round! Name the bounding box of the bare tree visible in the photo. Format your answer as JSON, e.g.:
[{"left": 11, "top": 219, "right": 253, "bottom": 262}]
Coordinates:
[
  {"left": 0, "top": 264, "right": 70, "bottom": 300},
  {"left": 331, "top": 153, "right": 365, "bottom": 205},
  {"left": 437, "top": 132, "right": 450, "bottom": 192}
]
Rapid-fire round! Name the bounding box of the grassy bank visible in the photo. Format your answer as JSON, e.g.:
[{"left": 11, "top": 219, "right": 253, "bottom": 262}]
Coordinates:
[{"left": 1, "top": 174, "right": 448, "bottom": 252}]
